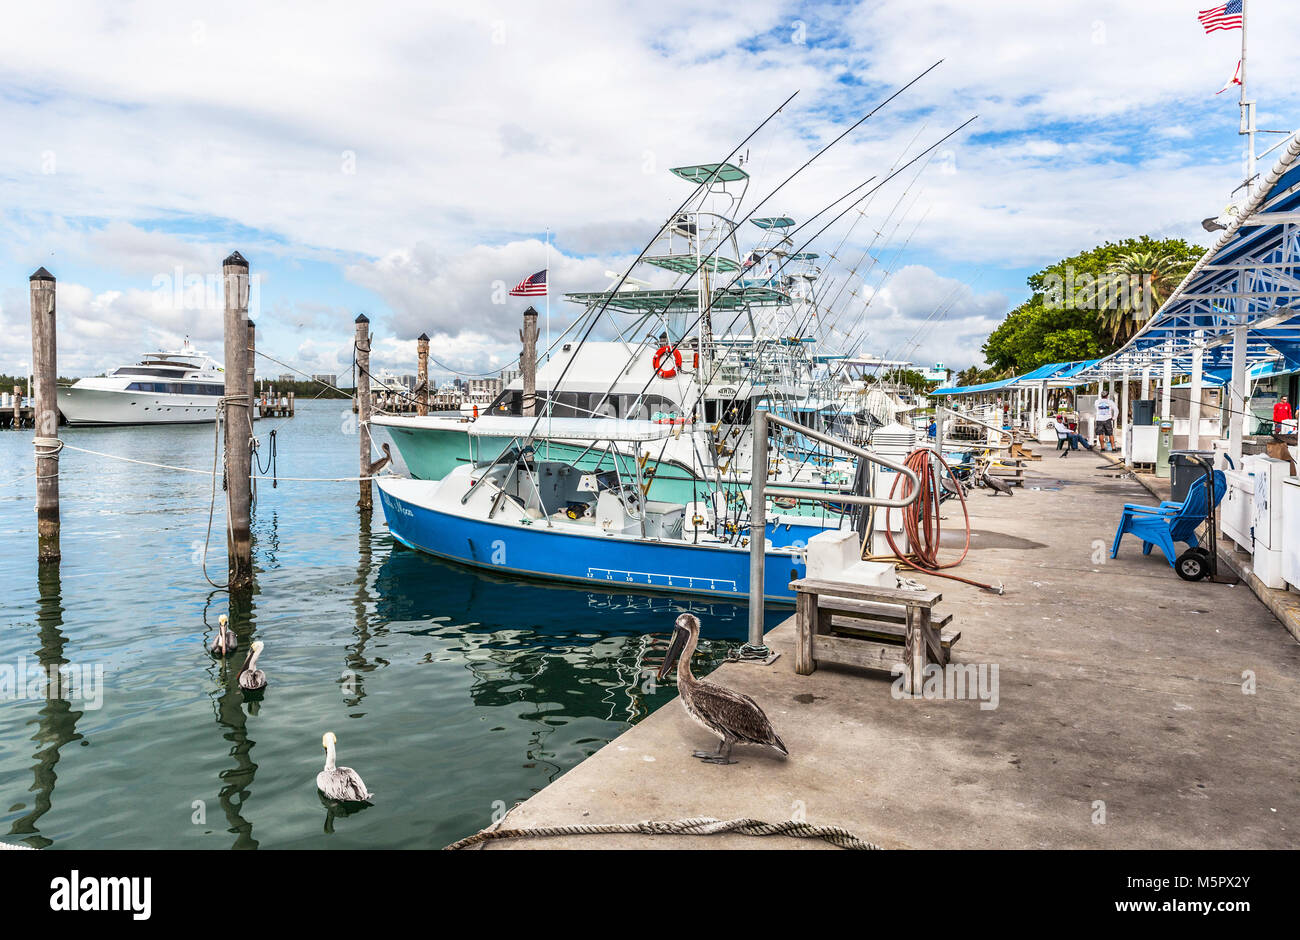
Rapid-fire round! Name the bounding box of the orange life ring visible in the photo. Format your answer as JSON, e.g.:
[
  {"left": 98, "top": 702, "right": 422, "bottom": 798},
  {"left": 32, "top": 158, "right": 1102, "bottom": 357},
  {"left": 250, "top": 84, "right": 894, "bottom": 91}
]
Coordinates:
[{"left": 653, "top": 345, "right": 682, "bottom": 379}]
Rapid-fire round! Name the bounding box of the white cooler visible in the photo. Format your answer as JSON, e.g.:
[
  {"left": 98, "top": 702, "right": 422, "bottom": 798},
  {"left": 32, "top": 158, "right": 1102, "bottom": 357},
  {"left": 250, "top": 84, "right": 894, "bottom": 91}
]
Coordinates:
[{"left": 1283, "top": 477, "right": 1300, "bottom": 591}]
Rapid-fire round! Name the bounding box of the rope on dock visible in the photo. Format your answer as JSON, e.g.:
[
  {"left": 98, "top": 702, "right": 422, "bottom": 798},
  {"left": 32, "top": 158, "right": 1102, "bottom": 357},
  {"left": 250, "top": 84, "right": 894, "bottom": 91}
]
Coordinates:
[
  {"left": 443, "top": 816, "right": 881, "bottom": 850},
  {"left": 39, "top": 441, "right": 386, "bottom": 482}
]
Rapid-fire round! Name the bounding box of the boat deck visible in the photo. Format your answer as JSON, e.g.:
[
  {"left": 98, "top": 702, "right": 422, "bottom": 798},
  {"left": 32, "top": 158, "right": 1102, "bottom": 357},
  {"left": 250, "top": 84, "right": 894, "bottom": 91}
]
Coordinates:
[{"left": 480, "top": 448, "right": 1300, "bottom": 849}]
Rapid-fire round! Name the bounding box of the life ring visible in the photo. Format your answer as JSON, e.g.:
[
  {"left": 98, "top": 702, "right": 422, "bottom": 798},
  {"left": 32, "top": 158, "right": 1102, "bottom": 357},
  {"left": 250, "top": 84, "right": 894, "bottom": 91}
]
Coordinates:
[{"left": 652, "top": 345, "right": 682, "bottom": 379}]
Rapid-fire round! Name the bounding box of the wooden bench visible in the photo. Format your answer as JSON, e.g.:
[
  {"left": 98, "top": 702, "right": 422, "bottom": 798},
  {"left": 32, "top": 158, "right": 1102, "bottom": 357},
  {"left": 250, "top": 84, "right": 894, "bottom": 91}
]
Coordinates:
[{"left": 789, "top": 578, "right": 957, "bottom": 693}]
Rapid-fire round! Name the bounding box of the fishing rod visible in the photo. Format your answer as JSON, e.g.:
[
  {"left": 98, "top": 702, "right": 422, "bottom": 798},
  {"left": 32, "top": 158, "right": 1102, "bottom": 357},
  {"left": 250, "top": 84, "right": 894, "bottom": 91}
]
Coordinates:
[
  {"left": 513, "top": 90, "right": 803, "bottom": 443},
  {"left": 570, "top": 60, "right": 948, "bottom": 433},
  {"left": 630, "top": 117, "right": 977, "bottom": 538}
]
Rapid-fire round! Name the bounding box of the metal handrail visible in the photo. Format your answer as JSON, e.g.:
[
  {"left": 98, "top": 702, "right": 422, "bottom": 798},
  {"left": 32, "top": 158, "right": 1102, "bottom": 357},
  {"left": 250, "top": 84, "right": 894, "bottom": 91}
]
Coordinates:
[
  {"left": 935, "top": 405, "right": 1011, "bottom": 453},
  {"left": 745, "top": 409, "right": 922, "bottom": 653}
]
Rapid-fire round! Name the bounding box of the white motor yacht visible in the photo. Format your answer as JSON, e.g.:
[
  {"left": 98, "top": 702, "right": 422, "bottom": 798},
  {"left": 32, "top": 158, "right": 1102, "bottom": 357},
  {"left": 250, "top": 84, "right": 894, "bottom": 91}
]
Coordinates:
[{"left": 57, "top": 342, "right": 232, "bottom": 426}]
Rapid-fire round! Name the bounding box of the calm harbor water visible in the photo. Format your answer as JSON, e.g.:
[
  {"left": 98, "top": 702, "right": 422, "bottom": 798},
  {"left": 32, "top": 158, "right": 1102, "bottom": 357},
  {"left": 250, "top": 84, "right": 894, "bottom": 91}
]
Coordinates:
[{"left": 0, "top": 400, "right": 782, "bottom": 849}]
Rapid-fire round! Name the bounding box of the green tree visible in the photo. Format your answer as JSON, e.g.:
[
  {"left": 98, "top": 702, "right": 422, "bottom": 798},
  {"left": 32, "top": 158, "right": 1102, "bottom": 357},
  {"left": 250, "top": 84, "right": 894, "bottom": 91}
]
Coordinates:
[{"left": 982, "top": 235, "right": 1201, "bottom": 375}]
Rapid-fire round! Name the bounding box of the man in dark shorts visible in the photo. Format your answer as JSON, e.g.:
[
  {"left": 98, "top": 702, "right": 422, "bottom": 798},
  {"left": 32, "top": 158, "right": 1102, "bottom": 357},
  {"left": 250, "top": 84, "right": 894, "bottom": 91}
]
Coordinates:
[{"left": 1095, "top": 390, "right": 1117, "bottom": 452}]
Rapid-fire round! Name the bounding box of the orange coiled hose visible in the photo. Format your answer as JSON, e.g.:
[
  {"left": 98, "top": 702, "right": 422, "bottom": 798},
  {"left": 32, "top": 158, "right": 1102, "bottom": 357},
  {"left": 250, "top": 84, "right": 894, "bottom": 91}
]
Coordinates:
[{"left": 883, "top": 448, "right": 1002, "bottom": 593}]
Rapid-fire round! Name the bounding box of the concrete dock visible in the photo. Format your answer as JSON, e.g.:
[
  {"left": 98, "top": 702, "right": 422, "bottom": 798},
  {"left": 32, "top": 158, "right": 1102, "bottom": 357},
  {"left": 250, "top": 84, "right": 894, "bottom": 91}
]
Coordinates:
[{"left": 485, "top": 449, "right": 1300, "bottom": 849}]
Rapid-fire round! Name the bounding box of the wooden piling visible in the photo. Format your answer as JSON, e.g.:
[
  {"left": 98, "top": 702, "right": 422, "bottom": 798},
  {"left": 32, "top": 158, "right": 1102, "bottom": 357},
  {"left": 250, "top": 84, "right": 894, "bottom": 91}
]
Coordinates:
[
  {"left": 355, "top": 314, "right": 373, "bottom": 512},
  {"left": 521, "top": 305, "right": 539, "bottom": 418},
  {"left": 11, "top": 384, "right": 20, "bottom": 430},
  {"left": 416, "top": 333, "right": 430, "bottom": 417},
  {"left": 246, "top": 318, "right": 256, "bottom": 420},
  {"left": 288, "top": 391, "right": 295, "bottom": 417},
  {"left": 222, "top": 251, "right": 254, "bottom": 591},
  {"left": 30, "top": 268, "right": 59, "bottom": 562}
]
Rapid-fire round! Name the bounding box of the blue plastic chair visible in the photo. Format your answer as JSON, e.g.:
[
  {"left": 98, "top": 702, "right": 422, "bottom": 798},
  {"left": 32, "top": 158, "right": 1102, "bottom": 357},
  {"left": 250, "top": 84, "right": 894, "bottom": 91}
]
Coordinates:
[{"left": 1110, "top": 469, "right": 1225, "bottom": 568}]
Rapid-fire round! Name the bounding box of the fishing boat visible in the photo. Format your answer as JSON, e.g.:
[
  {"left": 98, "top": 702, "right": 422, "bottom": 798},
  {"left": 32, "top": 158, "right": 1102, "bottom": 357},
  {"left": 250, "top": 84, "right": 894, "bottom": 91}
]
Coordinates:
[
  {"left": 375, "top": 418, "right": 837, "bottom": 604},
  {"left": 373, "top": 160, "right": 840, "bottom": 502},
  {"left": 57, "top": 341, "right": 231, "bottom": 426}
]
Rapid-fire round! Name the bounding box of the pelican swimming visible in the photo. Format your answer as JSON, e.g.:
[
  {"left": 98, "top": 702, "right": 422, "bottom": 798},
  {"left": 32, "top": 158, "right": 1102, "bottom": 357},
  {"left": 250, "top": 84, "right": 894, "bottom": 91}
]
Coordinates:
[
  {"left": 209, "top": 614, "right": 237, "bottom": 657},
  {"left": 657, "top": 613, "right": 787, "bottom": 765},
  {"left": 237, "top": 640, "right": 267, "bottom": 691},
  {"left": 317, "top": 732, "right": 374, "bottom": 802}
]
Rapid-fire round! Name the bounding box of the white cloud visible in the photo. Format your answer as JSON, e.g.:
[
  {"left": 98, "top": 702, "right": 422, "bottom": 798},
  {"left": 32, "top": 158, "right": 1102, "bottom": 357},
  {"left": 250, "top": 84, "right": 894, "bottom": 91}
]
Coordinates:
[{"left": 2, "top": 0, "right": 1296, "bottom": 376}]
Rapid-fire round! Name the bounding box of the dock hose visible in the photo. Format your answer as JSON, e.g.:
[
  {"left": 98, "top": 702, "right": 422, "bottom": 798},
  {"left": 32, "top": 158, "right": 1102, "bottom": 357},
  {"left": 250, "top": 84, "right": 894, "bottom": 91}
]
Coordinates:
[
  {"left": 883, "top": 448, "right": 1004, "bottom": 594},
  {"left": 444, "top": 815, "right": 880, "bottom": 850}
]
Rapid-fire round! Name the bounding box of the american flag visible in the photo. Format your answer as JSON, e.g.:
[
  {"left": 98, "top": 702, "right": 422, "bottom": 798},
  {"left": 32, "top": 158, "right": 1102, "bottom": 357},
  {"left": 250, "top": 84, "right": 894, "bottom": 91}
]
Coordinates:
[
  {"left": 1198, "top": 1, "right": 1243, "bottom": 34},
  {"left": 508, "top": 269, "right": 547, "bottom": 297}
]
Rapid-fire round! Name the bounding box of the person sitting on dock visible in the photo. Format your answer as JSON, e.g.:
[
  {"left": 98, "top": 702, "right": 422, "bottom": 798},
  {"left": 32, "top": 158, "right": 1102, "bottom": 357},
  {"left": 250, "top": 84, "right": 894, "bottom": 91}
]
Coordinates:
[{"left": 1052, "top": 414, "right": 1091, "bottom": 457}]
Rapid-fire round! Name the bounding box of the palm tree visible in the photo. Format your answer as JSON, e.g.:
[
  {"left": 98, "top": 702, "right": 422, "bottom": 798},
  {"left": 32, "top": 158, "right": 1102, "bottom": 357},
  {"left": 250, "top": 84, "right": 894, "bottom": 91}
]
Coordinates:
[{"left": 1090, "top": 249, "right": 1193, "bottom": 344}]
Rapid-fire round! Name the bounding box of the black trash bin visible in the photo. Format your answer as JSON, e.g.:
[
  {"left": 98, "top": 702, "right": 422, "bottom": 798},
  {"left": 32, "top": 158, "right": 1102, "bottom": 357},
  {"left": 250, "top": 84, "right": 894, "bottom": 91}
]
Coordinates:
[{"left": 1170, "top": 450, "right": 1215, "bottom": 503}]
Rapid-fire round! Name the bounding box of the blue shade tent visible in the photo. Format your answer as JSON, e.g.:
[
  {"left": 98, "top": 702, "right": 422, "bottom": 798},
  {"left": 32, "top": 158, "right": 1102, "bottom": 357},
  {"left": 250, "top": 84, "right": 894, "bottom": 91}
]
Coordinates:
[
  {"left": 1064, "top": 132, "right": 1300, "bottom": 462},
  {"left": 930, "top": 359, "right": 1101, "bottom": 396}
]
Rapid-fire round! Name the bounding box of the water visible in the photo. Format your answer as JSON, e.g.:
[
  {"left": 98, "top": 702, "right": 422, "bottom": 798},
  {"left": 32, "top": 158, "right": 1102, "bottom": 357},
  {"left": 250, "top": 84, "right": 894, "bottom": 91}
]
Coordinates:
[{"left": 0, "top": 401, "right": 783, "bottom": 849}]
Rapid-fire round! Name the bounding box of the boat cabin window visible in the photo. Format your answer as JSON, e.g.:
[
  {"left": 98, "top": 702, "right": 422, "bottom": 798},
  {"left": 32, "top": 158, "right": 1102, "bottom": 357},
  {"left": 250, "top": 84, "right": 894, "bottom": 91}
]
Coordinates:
[{"left": 126, "top": 382, "right": 222, "bottom": 395}]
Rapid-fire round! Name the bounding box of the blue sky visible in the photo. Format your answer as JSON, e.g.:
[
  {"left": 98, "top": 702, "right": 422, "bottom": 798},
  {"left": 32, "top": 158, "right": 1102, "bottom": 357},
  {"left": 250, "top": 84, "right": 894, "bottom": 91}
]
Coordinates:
[{"left": 1, "top": 0, "right": 1295, "bottom": 380}]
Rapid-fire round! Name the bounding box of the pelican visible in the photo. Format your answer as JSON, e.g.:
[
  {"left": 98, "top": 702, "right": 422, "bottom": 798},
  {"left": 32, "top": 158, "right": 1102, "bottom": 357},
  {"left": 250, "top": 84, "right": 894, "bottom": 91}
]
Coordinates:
[
  {"left": 657, "top": 613, "right": 787, "bottom": 764},
  {"left": 237, "top": 640, "right": 267, "bottom": 691},
  {"left": 317, "top": 732, "right": 374, "bottom": 802},
  {"left": 981, "top": 471, "right": 1014, "bottom": 496},
  {"left": 209, "top": 614, "right": 237, "bottom": 657}
]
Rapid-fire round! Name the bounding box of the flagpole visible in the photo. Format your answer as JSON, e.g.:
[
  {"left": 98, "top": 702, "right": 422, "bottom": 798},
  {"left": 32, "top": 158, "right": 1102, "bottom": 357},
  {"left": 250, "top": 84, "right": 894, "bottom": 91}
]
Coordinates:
[
  {"left": 1240, "top": 0, "right": 1255, "bottom": 187},
  {"left": 545, "top": 228, "right": 551, "bottom": 364}
]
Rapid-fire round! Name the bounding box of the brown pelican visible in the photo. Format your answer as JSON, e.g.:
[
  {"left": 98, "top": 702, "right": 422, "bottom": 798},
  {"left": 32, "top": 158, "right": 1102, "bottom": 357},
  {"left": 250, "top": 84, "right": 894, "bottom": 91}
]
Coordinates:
[
  {"left": 209, "top": 614, "right": 237, "bottom": 657},
  {"left": 317, "top": 732, "right": 374, "bottom": 802},
  {"left": 657, "top": 613, "right": 787, "bottom": 764},
  {"left": 365, "top": 443, "right": 393, "bottom": 477},
  {"left": 237, "top": 640, "right": 267, "bottom": 691},
  {"left": 981, "top": 471, "right": 1014, "bottom": 496}
]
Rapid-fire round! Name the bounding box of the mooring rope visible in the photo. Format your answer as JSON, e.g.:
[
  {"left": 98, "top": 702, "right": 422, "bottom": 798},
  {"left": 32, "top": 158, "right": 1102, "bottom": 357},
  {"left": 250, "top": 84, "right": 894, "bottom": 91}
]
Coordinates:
[{"left": 443, "top": 816, "right": 880, "bottom": 851}]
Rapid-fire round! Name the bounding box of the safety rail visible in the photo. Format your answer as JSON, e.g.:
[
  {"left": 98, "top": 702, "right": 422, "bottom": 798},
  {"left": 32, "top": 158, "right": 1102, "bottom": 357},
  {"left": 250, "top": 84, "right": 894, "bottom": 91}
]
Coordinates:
[
  {"left": 934, "top": 405, "right": 1012, "bottom": 454},
  {"left": 746, "top": 409, "right": 921, "bottom": 656}
]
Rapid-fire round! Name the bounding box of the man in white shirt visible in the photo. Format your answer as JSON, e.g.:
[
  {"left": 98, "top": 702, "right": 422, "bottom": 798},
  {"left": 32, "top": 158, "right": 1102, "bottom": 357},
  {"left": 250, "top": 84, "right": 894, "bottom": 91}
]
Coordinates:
[{"left": 1095, "top": 391, "right": 1117, "bottom": 452}]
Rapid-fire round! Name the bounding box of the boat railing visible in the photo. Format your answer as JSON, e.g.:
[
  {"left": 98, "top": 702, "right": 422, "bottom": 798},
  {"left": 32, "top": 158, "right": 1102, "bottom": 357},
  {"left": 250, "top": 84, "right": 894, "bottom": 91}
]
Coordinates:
[
  {"left": 934, "top": 405, "right": 1012, "bottom": 452},
  {"left": 745, "top": 409, "right": 921, "bottom": 655}
]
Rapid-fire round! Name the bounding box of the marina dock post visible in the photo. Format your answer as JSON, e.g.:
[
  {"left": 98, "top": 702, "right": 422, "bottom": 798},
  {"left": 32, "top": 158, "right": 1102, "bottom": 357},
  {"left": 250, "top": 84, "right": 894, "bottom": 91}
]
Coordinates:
[
  {"left": 521, "top": 306, "right": 539, "bottom": 417},
  {"left": 416, "top": 333, "right": 429, "bottom": 416},
  {"left": 746, "top": 408, "right": 769, "bottom": 654},
  {"left": 247, "top": 318, "right": 256, "bottom": 418},
  {"left": 355, "top": 314, "right": 373, "bottom": 511},
  {"left": 29, "top": 267, "right": 59, "bottom": 562},
  {"left": 222, "top": 251, "right": 254, "bottom": 591},
  {"left": 11, "top": 384, "right": 20, "bottom": 429}
]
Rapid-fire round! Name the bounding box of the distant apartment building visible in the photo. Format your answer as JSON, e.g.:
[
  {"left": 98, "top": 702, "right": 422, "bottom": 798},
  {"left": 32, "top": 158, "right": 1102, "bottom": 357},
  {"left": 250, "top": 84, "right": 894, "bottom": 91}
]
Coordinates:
[
  {"left": 500, "top": 367, "right": 520, "bottom": 386},
  {"left": 311, "top": 373, "right": 338, "bottom": 387},
  {"left": 466, "top": 378, "right": 502, "bottom": 401}
]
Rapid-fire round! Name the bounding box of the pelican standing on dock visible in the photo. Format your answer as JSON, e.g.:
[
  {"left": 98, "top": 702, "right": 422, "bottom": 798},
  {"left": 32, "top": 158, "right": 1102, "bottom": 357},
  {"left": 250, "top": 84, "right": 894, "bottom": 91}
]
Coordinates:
[
  {"left": 657, "top": 613, "right": 788, "bottom": 765},
  {"left": 317, "top": 732, "right": 374, "bottom": 802},
  {"left": 209, "top": 614, "right": 237, "bottom": 657},
  {"left": 237, "top": 640, "right": 267, "bottom": 690}
]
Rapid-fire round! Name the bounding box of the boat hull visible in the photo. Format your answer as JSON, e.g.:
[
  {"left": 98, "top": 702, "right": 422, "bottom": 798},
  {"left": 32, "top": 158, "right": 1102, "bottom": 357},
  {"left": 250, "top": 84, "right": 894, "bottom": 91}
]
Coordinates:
[
  {"left": 376, "top": 478, "right": 806, "bottom": 604},
  {"left": 57, "top": 386, "right": 221, "bottom": 426}
]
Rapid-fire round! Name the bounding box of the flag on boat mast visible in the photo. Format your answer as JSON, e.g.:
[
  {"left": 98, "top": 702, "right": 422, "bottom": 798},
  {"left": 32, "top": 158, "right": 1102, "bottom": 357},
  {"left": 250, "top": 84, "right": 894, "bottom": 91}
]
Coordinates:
[
  {"left": 1198, "top": 1, "right": 1243, "bottom": 33},
  {"left": 509, "top": 269, "right": 547, "bottom": 297},
  {"left": 1215, "top": 59, "right": 1241, "bottom": 95}
]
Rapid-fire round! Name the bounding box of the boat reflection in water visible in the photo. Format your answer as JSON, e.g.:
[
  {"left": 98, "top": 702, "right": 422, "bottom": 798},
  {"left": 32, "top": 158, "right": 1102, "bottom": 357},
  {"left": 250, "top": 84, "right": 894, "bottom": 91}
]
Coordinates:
[{"left": 374, "top": 546, "right": 776, "bottom": 732}]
